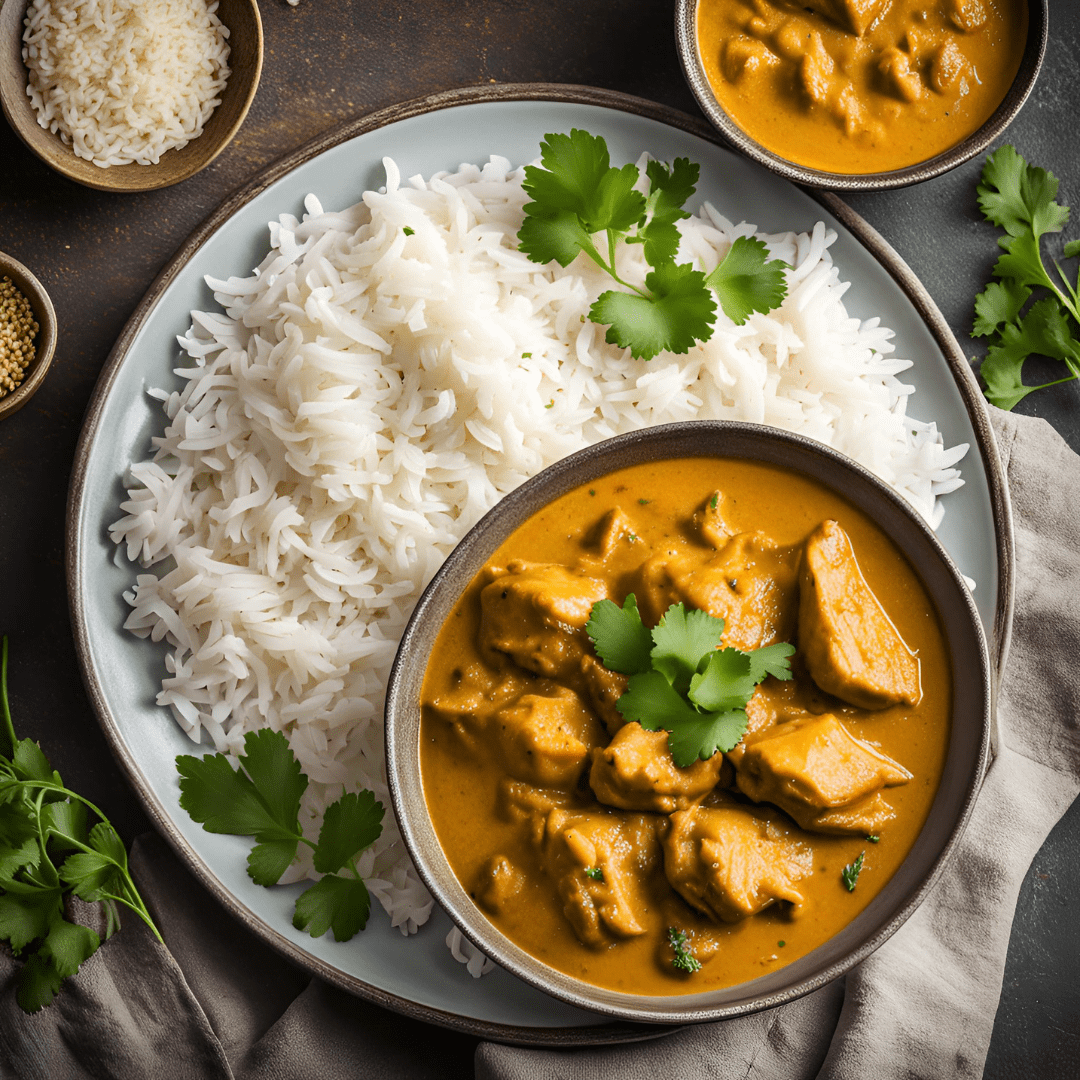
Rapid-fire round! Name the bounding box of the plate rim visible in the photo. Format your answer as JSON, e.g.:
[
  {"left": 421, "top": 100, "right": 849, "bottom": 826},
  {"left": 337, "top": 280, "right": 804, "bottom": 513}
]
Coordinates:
[{"left": 64, "top": 81, "right": 1014, "bottom": 1047}]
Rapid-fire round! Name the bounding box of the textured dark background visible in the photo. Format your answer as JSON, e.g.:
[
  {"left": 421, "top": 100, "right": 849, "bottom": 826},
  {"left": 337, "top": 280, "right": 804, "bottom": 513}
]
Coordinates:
[{"left": 1, "top": 1, "right": 1077, "bottom": 1075}]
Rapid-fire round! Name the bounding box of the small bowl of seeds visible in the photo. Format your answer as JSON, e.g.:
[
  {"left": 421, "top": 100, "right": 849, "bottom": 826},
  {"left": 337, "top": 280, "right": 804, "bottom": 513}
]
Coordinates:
[{"left": 0, "top": 250, "right": 56, "bottom": 421}]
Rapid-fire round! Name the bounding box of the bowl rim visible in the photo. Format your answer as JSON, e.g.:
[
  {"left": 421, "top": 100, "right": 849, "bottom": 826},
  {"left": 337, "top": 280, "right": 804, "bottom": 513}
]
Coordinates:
[
  {"left": 674, "top": 0, "right": 1049, "bottom": 192},
  {"left": 0, "top": 0, "right": 263, "bottom": 193},
  {"left": 385, "top": 419, "right": 992, "bottom": 1024},
  {"left": 0, "top": 249, "right": 57, "bottom": 421}
]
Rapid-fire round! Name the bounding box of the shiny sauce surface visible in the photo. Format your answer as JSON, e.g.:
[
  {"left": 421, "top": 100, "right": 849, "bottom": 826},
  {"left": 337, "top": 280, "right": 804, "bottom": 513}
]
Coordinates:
[{"left": 420, "top": 458, "right": 950, "bottom": 995}]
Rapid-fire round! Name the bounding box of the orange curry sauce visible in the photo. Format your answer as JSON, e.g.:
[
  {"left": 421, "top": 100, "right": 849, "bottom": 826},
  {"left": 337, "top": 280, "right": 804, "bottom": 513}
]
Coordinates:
[
  {"left": 697, "top": 0, "right": 1027, "bottom": 174},
  {"left": 420, "top": 458, "right": 950, "bottom": 995}
]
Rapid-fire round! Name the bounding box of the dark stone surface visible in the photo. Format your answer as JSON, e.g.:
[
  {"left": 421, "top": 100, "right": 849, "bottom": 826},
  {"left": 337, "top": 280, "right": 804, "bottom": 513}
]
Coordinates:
[{"left": 0, "top": 1, "right": 1076, "bottom": 1075}]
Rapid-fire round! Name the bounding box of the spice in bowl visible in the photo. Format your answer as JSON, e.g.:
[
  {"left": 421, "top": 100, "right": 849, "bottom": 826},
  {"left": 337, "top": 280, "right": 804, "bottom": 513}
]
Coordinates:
[{"left": 0, "top": 276, "right": 39, "bottom": 400}]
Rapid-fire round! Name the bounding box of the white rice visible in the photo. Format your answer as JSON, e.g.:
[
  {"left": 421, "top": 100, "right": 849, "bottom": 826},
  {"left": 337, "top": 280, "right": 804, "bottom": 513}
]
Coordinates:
[
  {"left": 22, "top": 0, "right": 231, "bottom": 168},
  {"left": 109, "top": 153, "right": 967, "bottom": 953}
]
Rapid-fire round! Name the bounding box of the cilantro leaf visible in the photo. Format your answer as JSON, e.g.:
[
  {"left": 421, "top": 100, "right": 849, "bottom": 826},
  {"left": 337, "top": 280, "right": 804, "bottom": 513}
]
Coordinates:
[
  {"left": 704, "top": 236, "right": 789, "bottom": 326},
  {"left": 667, "top": 926, "right": 701, "bottom": 974},
  {"left": 665, "top": 708, "right": 749, "bottom": 767},
  {"left": 40, "top": 917, "right": 100, "bottom": 979},
  {"left": 591, "top": 261, "right": 715, "bottom": 360},
  {"left": 293, "top": 874, "right": 372, "bottom": 942},
  {"left": 650, "top": 604, "right": 725, "bottom": 694},
  {"left": 972, "top": 146, "right": 1080, "bottom": 408},
  {"left": 177, "top": 729, "right": 307, "bottom": 846},
  {"left": 747, "top": 642, "right": 797, "bottom": 683},
  {"left": 517, "top": 209, "right": 600, "bottom": 269},
  {"left": 688, "top": 648, "right": 755, "bottom": 712},
  {"left": 58, "top": 850, "right": 122, "bottom": 902},
  {"left": 517, "top": 129, "right": 786, "bottom": 361},
  {"left": 12, "top": 739, "right": 57, "bottom": 784},
  {"left": 175, "top": 726, "right": 384, "bottom": 945},
  {"left": 972, "top": 278, "right": 1032, "bottom": 337},
  {"left": 842, "top": 851, "right": 866, "bottom": 891},
  {"left": 0, "top": 890, "right": 62, "bottom": 953},
  {"left": 586, "top": 594, "right": 652, "bottom": 675},
  {"left": 16, "top": 952, "right": 64, "bottom": 1014},
  {"left": 312, "top": 790, "right": 385, "bottom": 875}
]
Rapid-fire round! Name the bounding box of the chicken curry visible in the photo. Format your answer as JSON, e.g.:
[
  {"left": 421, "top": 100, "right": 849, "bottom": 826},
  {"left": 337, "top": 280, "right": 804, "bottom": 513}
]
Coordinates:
[
  {"left": 697, "top": 0, "right": 1027, "bottom": 174},
  {"left": 420, "top": 457, "right": 950, "bottom": 994}
]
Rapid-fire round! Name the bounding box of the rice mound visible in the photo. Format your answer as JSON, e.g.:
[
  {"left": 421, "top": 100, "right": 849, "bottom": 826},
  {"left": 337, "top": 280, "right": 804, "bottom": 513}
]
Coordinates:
[
  {"left": 22, "top": 0, "right": 231, "bottom": 168},
  {"left": 110, "top": 154, "right": 967, "bottom": 942}
]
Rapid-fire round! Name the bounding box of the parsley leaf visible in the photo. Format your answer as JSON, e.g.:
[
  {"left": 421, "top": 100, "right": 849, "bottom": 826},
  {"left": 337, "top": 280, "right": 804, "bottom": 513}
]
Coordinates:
[
  {"left": 519, "top": 129, "right": 787, "bottom": 361},
  {"left": 667, "top": 926, "right": 701, "bottom": 974},
  {"left": 176, "top": 728, "right": 384, "bottom": 942},
  {"left": 972, "top": 146, "right": 1080, "bottom": 408},
  {"left": 842, "top": 851, "right": 866, "bottom": 892},
  {"left": 0, "top": 636, "right": 162, "bottom": 1012},
  {"left": 584, "top": 866, "right": 604, "bottom": 882},
  {"left": 587, "top": 598, "right": 793, "bottom": 767}
]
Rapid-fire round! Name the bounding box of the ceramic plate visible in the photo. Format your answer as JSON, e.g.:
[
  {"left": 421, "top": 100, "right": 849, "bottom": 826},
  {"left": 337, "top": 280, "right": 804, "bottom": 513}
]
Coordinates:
[{"left": 67, "top": 85, "right": 1012, "bottom": 1045}]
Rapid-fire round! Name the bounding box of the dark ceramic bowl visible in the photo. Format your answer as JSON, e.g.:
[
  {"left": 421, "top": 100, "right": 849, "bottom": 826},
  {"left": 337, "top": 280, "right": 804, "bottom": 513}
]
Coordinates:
[
  {"left": 385, "top": 420, "right": 991, "bottom": 1024},
  {"left": 674, "top": 0, "right": 1048, "bottom": 192}
]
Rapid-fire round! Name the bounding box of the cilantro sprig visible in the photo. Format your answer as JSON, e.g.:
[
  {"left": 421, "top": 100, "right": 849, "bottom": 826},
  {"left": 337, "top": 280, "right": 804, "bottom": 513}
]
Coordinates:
[
  {"left": 519, "top": 129, "right": 788, "bottom": 361},
  {"left": 585, "top": 595, "right": 794, "bottom": 767},
  {"left": 841, "top": 851, "right": 865, "bottom": 892},
  {"left": 177, "top": 731, "right": 384, "bottom": 942},
  {"left": 667, "top": 925, "right": 701, "bottom": 974},
  {"left": 973, "top": 145, "right": 1080, "bottom": 409},
  {"left": 0, "top": 636, "right": 162, "bottom": 1013}
]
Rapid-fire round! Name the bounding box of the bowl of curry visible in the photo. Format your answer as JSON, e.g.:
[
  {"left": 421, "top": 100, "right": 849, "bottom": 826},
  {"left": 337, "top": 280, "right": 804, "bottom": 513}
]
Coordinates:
[
  {"left": 675, "top": 0, "right": 1047, "bottom": 190},
  {"left": 385, "top": 421, "right": 990, "bottom": 1023}
]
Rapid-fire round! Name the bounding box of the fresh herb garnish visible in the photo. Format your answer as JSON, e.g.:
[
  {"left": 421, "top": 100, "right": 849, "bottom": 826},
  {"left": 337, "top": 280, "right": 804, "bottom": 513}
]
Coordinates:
[
  {"left": 0, "top": 637, "right": 162, "bottom": 1013},
  {"left": 867, "top": 834, "right": 880, "bottom": 843},
  {"left": 518, "top": 129, "right": 788, "bottom": 360},
  {"left": 176, "top": 730, "right": 384, "bottom": 942},
  {"left": 585, "top": 595, "right": 794, "bottom": 767},
  {"left": 667, "top": 926, "right": 701, "bottom": 973},
  {"left": 583, "top": 866, "right": 604, "bottom": 882},
  {"left": 973, "top": 145, "right": 1080, "bottom": 409},
  {"left": 841, "top": 851, "right": 866, "bottom": 892},
  {"left": 402, "top": 226, "right": 415, "bottom": 236}
]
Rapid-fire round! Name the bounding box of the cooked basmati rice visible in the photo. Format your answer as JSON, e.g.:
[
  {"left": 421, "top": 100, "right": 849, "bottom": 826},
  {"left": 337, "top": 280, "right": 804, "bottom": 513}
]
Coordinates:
[
  {"left": 22, "top": 0, "right": 230, "bottom": 168},
  {"left": 109, "top": 153, "right": 967, "bottom": 956}
]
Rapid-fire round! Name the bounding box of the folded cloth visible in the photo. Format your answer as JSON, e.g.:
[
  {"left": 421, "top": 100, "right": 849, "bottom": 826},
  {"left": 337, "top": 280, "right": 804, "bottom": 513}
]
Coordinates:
[{"left": 0, "top": 409, "right": 1075, "bottom": 1080}]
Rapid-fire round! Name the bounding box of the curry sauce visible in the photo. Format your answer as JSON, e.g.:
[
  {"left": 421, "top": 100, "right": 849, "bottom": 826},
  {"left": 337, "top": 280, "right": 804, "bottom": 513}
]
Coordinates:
[
  {"left": 420, "top": 458, "right": 950, "bottom": 995},
  {"left": 698, "top": 0, "right": 1027, "bottom": 174}
]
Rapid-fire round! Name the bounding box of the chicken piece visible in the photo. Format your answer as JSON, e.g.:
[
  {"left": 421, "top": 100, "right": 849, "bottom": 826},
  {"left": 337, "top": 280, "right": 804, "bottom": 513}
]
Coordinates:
[
  {"left": 422, "top": 662, "right": 529, "bottom": 753},
  {"left": 635, "top": 532, "right": 799, "bottom": 651},
  {"left": 878, "top": 47, "right": 924, "bottom": 103},
  {"left": 474, "top": 855, "right": 526, "bottom": 916},
  {"left": 497, "top": 779, "right": 575, "bottom": 844},
  {"left": 798, "top": 520, "right": 921, "bottom": 709},
  {"left": 590, "top": 507, "right": 637, "bottom": 560},
  {"left": 732, "top": 713, "right": 912, "bottom": 834},
  {"left": 479, "top": 560, "right": 608, "bottom": 679},
  {"left": 579, "top": 654, "right": 629, "bottom": 737},
  {"left": 945, "top": 0, "right": 988, "bottom": 32},
  {"left": 722, "top": 35, "right": 781, "bottom": 83},
  {"left": 540, "top": 809, "right": 658, "bottom": 947},
  {"left": 930, "top": 38, "right": 967, "bottom": 93},
  {"left": 692, "top": 491, "right": 732, "bottom": 549},
  {"left": 800, "top": 30, "right": 838, "bottom": 107},
  {"left": 661, "top": 805, "right": 813, "bottom": 923},
  {"left": 589, "top": 722, "right": 726, "bottom": 813},
  {"left": 778, "top": 0, "right": 889, "bottom": 36},
  {"left": 491, "top": 687, "right": 603, "bottom": 789}
]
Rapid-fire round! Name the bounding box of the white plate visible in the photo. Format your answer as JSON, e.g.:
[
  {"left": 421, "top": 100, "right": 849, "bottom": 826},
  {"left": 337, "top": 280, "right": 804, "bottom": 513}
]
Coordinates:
[{"left": 67, "top": 85, "right": 1011, "bottom": 1044}]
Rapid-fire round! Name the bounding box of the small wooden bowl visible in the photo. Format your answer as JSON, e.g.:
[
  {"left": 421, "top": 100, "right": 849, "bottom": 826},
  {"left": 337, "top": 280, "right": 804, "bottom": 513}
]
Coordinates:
[
  {"left": 0, "top": 0, "right": 262, "bottom": 193},
  {"left": 0, "top": 250, "right": 57, "bottom": 421}
]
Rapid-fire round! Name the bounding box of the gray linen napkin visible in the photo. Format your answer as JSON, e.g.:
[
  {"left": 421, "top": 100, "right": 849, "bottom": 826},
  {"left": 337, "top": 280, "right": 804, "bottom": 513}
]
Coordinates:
[{"left": 0, "top": 408, "right": 1075, "bottom": 1080}]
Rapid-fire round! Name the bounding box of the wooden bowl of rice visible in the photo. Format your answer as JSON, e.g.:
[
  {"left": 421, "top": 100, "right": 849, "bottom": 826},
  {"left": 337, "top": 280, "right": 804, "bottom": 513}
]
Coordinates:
[{"left": 0, "top": 0, "right": 262, "bottom": 193}]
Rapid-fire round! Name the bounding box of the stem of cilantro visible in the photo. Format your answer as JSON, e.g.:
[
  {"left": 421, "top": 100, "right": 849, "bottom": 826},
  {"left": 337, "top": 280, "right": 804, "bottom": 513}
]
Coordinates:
[{"left": 0, "top": 638, "right": 17, "bottom": 759}]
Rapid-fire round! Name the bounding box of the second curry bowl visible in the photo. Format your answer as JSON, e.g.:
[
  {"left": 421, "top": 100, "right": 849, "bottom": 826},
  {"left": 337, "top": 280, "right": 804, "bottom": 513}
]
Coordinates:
[{"left": 385, "top": 420, "right": 990, "bottom": 1022}]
